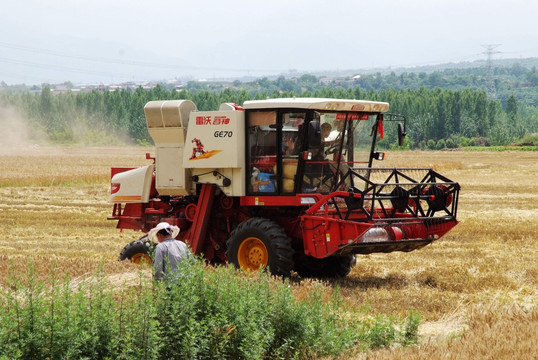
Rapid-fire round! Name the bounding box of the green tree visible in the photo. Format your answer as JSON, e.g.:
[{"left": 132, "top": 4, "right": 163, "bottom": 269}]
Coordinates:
[
  {"left": 526, "top": 67, "right": 538, "bottom": 86},
  {"left": 475, "top": 91, "right": 489, "bottom": 136},
  {"left": 506, "top": 94, "right": 518, "bottom": 122},
  {"left": 39, "top": 86, "right": 53, "bottom": 124}
]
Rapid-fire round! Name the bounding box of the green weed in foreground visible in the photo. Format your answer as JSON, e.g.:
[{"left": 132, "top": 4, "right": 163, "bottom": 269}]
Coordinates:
[{"left": 0, "top": 260, "right": 420, "bottom": 359}]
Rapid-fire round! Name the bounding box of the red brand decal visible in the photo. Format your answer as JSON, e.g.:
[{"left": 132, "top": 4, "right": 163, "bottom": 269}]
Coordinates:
[
  {"left": 213, "top": 116, "right": 230, "bottom": 125},
  {"left": 195, "top": 116, "right": 231, "bottom": 125},
  {"left": 196, "top": 116, "right": 212, "bottom": 125}
]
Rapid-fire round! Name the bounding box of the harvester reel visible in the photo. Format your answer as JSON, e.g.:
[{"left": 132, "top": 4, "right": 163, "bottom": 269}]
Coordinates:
[
  {"left": 344, "top": 190, "right": 364, "bottom": 210},
  {"left": 390, "top": 186, "right": 410, "bottom": 213},
  {"left": 426, "top": 185, "right": 448, "bottom": 213}
]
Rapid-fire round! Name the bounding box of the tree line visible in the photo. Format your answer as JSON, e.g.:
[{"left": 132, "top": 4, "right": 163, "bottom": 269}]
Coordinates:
[{"left": 0, "top": 83, "right": 536, "bottom": 147}]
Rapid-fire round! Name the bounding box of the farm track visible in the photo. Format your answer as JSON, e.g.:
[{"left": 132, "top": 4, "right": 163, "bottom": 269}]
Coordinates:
[{"left": 0, "top": 146, "right": 536, "bottom": 358}]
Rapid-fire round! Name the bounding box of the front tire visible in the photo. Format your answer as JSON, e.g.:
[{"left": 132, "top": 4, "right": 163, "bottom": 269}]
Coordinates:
[
  {"left": 226, "top": 218, "right": 294, "bottom": 277},
  {"left": 118, "top": 235, "right": 154, "bottom": 265}
]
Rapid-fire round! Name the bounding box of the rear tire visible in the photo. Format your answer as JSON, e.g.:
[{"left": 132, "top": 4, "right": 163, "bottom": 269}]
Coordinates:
[
  {"left": 295, "top": 254, "right": 356, "bottom": 278},
  {"left": 118, "top": 235, "right": 154, "bottom": 265},
  {"left": 226, "top": 218, "right": 294, "bottom": 277}
]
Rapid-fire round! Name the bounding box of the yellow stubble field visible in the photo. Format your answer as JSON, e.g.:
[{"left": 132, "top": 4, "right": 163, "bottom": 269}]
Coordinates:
[{"left": 0, "top": 146, "right": 536, "bottom": 358}]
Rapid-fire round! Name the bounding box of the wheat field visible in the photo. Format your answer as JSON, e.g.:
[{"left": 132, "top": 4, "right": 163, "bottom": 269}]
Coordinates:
[{"left": 0, "top": 146, "right": 536, "bottom": 358}]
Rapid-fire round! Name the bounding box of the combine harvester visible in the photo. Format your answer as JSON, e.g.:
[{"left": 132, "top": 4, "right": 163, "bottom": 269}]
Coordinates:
[{"left": 109, "top": 98, "right": 460, "bottom": 277}]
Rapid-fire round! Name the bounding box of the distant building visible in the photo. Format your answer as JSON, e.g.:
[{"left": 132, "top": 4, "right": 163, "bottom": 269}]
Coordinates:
[{"left": 51, "top": 84, "right": 70, "bottom": 94}]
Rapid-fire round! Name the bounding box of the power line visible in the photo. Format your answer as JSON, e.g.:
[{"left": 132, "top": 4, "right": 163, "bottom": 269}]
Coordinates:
[
  {"left": 0, "top": 56, "right": 132, "bottom": 78},
  {"left": 0, "top": 41, "right": 282, "bottom": 73},
  {"left": 0, "top": 69, "right": 50, "bottom": 84},
  {"left": 0, "top": 56, "right": 140, "bottom": 85}
]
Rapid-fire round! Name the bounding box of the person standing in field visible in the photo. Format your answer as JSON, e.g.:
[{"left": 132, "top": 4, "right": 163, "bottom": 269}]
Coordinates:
[{"left": 148, "top": 222, "right": 193, "bottom": 283}]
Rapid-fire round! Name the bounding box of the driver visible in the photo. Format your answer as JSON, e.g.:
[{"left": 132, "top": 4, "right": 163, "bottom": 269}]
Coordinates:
[
  {"left": 320, "top": 122, "right": 333, "bottom": 150},
  {"left": 324, "top": 119, "right": 351, "bottom": 190},
  {"left": 324, "top": 119, "right": 344, "bottom": 147}
]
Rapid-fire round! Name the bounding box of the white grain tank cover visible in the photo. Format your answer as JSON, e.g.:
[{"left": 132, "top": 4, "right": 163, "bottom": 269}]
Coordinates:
[{"left": 144, "top": 100, "right": 197, "bottom": 196}]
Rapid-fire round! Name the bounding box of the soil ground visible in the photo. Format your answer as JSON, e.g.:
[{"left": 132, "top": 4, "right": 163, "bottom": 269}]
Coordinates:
[{"left": 0, "top": 146, "right": 536, "bottom": 358}]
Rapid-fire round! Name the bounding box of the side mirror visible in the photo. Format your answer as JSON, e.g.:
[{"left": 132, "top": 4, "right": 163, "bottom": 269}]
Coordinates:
[
  {"left": 302, "top": 151, "right": 313, "bottom": 161},
  {"left": 398, "top": 123, "right": 406, "bottom": 146},
  {"left": 372, "top": 151, "right": 385, "bottom": 161}
]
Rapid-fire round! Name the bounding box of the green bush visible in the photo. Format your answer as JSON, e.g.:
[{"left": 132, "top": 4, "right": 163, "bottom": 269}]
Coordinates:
[
  {"left": 358, "top": 309, "right": 420, "bottom": 350},
  {"left": 459, "top": 136, "right": 470, "bottom": 147},
  {"left": 377, "top": 138, "right": 389, "bottom": 150},
  {"left": 444, "top": 138, "right": 456, "bottom": 149},
  {"left": 515, "top": 133, "right": 538, "bottom": 146},
  {"left": 489, "top": 125, "right": 512, "bottom": 146},
  {"left": 470, "top": 136, "right": 490, "bottom": 147},
  {"left": 0, "top": 260, "right": 421, "bottom": 359}
]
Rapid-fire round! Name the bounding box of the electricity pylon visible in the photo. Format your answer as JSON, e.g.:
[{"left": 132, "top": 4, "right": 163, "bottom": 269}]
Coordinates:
[{"left": 482, "top": 44, "right": 501, "bottom": 99}]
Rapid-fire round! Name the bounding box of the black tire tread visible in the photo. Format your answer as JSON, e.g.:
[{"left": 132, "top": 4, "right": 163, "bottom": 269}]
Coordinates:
[
  {"left": 226, "top": 217, "right": 294, "bottom": 276},
  {"left": 118, "top": 235, "right": 152, "bottom": 262}
]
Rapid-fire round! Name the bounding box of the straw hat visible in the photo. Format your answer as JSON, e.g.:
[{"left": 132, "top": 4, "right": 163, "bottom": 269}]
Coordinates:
[{"left": 148, "top": 222, "right": 180, "bottom": 242}]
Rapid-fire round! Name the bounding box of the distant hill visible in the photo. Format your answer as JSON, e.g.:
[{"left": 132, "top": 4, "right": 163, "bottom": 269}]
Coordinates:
[
  {"left": 303, "top": 57, "right": 538, "bottom": 77},
  {"left": 272, "top": 57, "right": 538, "bottom": 108}
]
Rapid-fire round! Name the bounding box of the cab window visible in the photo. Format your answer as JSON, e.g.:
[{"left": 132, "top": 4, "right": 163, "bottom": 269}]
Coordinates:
[{"left": 247, "top": 111, "right": 278, "bottom": 193}]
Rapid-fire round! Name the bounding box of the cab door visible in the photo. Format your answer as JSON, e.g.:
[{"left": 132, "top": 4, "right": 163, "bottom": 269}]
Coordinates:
[{"left": 246, "top": 110, "right": 307, "bottom": 195}]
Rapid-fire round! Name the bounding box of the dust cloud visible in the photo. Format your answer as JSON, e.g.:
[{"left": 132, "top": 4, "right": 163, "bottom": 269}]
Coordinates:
[
  {"left": 0, "top": 105, "right": 140, "bottom": 156},
  {"left": 0, "top": 105, "right": 45, "bottom": 155}
]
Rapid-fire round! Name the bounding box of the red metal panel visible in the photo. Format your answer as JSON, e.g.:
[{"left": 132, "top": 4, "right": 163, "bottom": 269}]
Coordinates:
[
  {"left": 426, "top": 220, "right": 459, "bottom": 239},
  {"left": 187, "top": 184, "right": 217, "bottom": 255},
  {"left": 300, "top": 215, "right": 372, "bottom": 258},
  {"left": 111, "top": 203, "right": 144, "bottom": 230},
  {"left": 304, "top": 191, "right": 361, "bottom": 215}
]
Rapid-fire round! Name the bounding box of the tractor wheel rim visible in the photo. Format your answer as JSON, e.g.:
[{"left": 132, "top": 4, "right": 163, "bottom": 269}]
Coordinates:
[
  {"left": 131, "top": 253, "right": 152, "bottom": 265},
  {"left": 238, "top": 237, "right": 268, "bottom": 271}
]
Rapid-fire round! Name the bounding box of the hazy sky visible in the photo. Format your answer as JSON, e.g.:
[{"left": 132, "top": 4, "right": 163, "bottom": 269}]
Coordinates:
[{"left": 1, "top": 0, "right": 537, "bottom": 85}]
